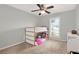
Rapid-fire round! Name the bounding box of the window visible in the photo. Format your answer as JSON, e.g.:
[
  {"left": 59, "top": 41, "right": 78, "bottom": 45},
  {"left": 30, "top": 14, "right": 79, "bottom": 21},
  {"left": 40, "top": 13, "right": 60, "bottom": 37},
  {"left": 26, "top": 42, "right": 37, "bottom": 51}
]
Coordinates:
[{"left": 50, "top": 17, "right": 60, "bottom": 37}]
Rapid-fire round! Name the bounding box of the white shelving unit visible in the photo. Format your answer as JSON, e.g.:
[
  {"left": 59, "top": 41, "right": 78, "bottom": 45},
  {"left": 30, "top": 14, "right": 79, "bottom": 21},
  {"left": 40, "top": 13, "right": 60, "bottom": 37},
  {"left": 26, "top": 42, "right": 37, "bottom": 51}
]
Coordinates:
[{"left": 25, "top": 27, "right": 48, "bottom": 45}]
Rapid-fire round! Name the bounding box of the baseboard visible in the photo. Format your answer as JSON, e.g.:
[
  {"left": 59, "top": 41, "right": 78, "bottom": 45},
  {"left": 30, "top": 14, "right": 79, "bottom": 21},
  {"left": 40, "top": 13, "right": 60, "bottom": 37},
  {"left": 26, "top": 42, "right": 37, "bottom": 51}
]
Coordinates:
[
  {"left": 58, "top": 39, "right": 67, "bottom": 42},
  {"left": 54, "top": 39, "right": 67, "bottom": 42},
  {"left": 50, "top": 37, "right": 67, "bottom": 42},
  {"left": 50, "top": 38, "right": 67, "bottom": 42},
  {"left": 0, "top": 41, "right": 25, "bottom": 51}
]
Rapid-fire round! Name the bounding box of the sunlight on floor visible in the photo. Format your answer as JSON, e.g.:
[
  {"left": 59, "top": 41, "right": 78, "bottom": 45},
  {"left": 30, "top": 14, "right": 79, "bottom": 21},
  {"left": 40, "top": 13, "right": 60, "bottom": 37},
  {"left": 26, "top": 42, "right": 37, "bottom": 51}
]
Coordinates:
[{"left": 43, "top": 40, "right": 61, "bottom": 49}]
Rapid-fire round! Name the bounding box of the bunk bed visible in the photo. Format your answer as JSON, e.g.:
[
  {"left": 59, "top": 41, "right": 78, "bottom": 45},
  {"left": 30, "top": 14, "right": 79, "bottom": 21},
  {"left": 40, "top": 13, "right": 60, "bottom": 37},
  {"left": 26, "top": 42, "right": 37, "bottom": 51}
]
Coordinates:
[{"left": 25, "top": 27, "right": 48, "bottom": 45}]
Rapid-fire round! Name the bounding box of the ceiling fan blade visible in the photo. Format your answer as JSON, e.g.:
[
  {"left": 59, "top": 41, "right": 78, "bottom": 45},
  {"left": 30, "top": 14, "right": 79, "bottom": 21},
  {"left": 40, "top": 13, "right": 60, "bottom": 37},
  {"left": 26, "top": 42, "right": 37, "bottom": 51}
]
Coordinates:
[
  {"left": 37, "top": 4, "right": 41, "bottom": 9},
  {"left": 45, "top": 10, "right": 50, "bottom": 14},
  {"left": 47, "top": 6, "right": 54, "bottom": 9},
  {"left": 31, "top": 9, "right": 40, "bottom": 12},
  {"left": 39, "top": 13, "right": 41, "bottom": 15}
]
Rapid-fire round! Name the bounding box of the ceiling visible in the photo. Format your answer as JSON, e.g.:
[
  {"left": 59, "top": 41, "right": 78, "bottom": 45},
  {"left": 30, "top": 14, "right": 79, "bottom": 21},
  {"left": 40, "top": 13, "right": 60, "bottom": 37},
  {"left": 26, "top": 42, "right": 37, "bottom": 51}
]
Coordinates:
[{"left": 8, "top": 4, "right": 76, "bottom": 16}]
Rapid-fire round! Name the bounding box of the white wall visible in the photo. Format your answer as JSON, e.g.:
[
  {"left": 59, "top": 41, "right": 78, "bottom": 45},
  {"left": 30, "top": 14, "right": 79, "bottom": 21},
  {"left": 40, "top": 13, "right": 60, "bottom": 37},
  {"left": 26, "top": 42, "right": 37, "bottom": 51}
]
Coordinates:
[
  {"left": 0, "top": 5, "right": 39, "bottom": 32},
  {"left": 38, "top": 10, "right": 76, "bottom": 41},
  {"left": 76, "top": 5, "right": 79, "bottom": 33},
  {"left": 0, "top": 28, "right": 25, "bottom": 48},
  {"left": 0, "top": 5, "right": 39, "bottom": 48}
]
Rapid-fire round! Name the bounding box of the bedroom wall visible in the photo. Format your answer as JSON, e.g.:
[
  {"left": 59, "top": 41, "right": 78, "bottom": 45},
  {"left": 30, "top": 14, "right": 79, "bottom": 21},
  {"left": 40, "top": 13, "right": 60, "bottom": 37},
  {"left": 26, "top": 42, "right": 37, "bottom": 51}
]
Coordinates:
[
  {"left": 38, "top": 10, "right": 76, "bottom": 41},
  {"left": 0, "top": 5, "right": 39, "bottom": 49},
  {"left": 76, "top": 5, "right": 79, "bottom": 33}
]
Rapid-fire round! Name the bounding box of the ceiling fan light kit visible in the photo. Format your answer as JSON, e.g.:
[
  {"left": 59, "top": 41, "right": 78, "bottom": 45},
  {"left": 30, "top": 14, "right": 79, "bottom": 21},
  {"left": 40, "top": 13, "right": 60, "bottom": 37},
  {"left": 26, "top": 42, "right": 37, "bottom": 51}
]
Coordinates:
[
  {"left": 31, "top": 4, "right": 54, "bottom": 15},
  {"left": 40, "top": 10, "right": 45, "bottom": 14}
]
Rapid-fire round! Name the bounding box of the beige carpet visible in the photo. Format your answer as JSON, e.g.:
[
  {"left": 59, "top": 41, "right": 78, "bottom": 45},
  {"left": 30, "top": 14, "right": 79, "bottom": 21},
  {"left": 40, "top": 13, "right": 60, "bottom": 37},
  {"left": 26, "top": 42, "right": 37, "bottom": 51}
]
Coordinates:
[
  {"left": 0, "top": 42, "right": 33, "bottom": 54},
  {"left": 0, "top": 40, "right": 67, "bottom": 54},
  {"left": 17, "top": 40, "right": 67, "bottom": 54}
]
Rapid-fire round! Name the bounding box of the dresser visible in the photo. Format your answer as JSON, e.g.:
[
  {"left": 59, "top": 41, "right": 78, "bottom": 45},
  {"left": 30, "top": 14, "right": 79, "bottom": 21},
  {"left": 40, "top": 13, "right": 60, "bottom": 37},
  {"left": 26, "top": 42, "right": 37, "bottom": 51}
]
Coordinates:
[{"left": 67, "top": 33, "right": 79, "bottom": 52}]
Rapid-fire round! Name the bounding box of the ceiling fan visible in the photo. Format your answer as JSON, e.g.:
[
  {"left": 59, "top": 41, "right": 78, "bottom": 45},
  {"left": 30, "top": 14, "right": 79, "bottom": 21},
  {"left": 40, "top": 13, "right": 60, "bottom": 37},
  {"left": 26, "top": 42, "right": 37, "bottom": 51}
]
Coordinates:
[{"left": 31, "top": 4, "right": 54, "bottom": 15}]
